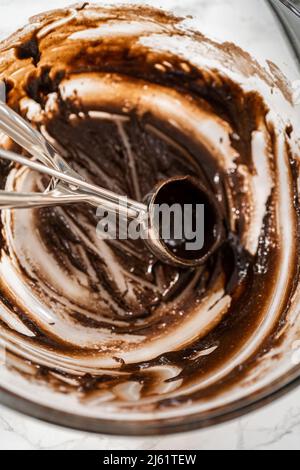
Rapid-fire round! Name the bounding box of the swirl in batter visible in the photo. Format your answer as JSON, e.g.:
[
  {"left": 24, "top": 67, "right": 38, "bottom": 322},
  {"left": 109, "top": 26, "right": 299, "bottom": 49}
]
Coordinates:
[{"left": 0, "top": 3, "right": 299, "bottom": 424}]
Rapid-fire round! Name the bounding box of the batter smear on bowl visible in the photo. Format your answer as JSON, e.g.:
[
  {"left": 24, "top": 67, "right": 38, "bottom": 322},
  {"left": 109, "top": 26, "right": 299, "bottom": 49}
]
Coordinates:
[{"left": 0, "top": 3, "right": 299, "bottom": 433}]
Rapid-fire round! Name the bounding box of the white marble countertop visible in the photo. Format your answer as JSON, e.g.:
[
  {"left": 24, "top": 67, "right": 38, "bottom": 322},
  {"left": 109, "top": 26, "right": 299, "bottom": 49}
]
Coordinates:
[
  {"left": 0, "top": 0, "right": 300, "bottom": 450},
  {"left": 2, "top": 388, "right": 300, "bottom": 450}
]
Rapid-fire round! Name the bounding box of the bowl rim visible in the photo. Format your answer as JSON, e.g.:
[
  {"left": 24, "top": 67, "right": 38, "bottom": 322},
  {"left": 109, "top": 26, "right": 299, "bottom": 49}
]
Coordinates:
[
  {"left": 277, "top": 0, "right": 300, "bottom": 18},
  {"left": 1, "top": 364, "right": 300, "bottom": 435}
]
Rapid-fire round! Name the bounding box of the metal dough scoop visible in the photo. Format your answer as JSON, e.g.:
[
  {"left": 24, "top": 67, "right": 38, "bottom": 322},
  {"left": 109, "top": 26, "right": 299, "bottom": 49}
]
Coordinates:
[{"left": 0, "top": 83, "right": 224, "bottom": 268}]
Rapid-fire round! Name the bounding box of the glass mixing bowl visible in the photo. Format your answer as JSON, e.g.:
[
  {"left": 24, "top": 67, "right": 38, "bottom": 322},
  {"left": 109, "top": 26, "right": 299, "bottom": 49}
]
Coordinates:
[{"left": 0, "top": 0, "right": 299, "bottom": 435}]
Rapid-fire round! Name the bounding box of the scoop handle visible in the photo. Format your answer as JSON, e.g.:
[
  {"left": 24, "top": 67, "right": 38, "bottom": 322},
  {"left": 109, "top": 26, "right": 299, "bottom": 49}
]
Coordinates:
[
  {"left": 0, "top": 99, "right": 71, "bottom": 173},
  {"left": 0, "top": 190, "right": 91, "bottom": 210},
  {"left": 0, "top": 147, "right": 147, "bottom": 219}
]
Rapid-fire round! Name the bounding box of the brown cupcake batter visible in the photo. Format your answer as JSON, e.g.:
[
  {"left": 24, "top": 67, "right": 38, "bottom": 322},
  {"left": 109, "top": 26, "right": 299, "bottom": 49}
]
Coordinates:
[{"left": 0, "top": 3, "right": 298, "bottom": 416}]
